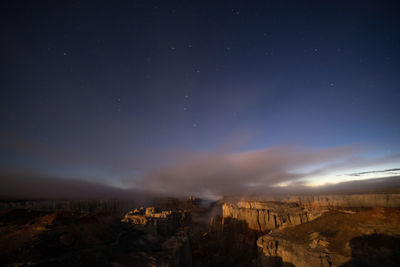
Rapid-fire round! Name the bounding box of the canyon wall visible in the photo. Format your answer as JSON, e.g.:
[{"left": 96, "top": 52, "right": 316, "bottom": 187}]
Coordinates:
[
  {"left": 222, "top": 201, "right": 322, "bottom": 232},
  {"left": 221, "top": 193, "right": 400, "bottom": 267},
  {"left": 256, "top": 193, "right": 400, "bottom": 209},
  {"left": 256, "top": 232, "right": 349, "bottom": 267},
  {"left": 222, "top": 193, "right": 400, "bottom": 232}
]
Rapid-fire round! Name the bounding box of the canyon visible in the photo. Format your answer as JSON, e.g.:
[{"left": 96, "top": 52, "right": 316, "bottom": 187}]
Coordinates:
[
  {"left": 223, "top": 193, "right": 400, "bottom": 267},
  {"left": 0, "top": 192, "right": 399, "bottom": 266}
]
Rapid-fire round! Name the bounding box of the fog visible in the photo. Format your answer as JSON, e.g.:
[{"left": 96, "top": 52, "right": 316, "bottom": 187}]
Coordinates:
[
  {"left": 0, "top": 170, "right": 150, "bottom": 201},
  {"left": 1, "top": 145, "right": 399, "bottom": 200},
  {"left": 139, "top": 145, "right": 399, "bottom": 197}
]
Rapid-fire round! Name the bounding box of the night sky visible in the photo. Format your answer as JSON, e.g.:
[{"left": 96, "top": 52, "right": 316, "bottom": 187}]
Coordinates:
[{"left": 1, "top": 1, "right": 400, "bottom": 198}]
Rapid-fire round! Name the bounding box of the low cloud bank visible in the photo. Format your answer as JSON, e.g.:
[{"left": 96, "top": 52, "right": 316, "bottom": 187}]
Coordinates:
[
  {"left": 139, "top": 145, "right": 380, "bottom": 197},
  {"left": 1, "top": 145, "right": 399, "bottom": 200},
  {"left": 139, "top": 145, "right": 400, "bottom": 197},
  {"left": 345, "top": 168, "right": 400, "bottom": 177},
  {"left": 0, "top": 170, "right": 151, "bottom": 202}
]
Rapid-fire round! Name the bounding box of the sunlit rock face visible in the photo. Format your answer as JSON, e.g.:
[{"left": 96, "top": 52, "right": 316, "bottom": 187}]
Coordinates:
[
  {"left": 222, "top": 193, "right": 400, "bottom": 232},
  {"left": 264, "top": 194, "right": 400, "bottom": 209},
  {"left": 256, "top": 208, "right": 400, "bottom": 267},
  {"left": 257, "top": 233, "right": 349, "bottom": 267},
  {"left": 121, "top": 207, "right": 191, "bottom": 235},
  {"left": 222, "top": 201, "right": 323, "bottom": 232},
  {"left": 221, "top": 193, "right": 400, "bottom": 267}
]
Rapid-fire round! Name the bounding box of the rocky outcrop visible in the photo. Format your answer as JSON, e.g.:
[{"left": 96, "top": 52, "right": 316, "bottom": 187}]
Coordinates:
[
  {"left": 222, "top": 193, "right": 400, "bottom": 232},
  {"left": 256, "top": 208, "right": 400, "bottom": 267},
  {"left": 222, "top": 201, "right": 323, "bottom": 232},
  {"left": 221, "top": 194, "right": 400, "bottom": 266},
  {"left": 121, "top": 207, "right": 191, "bottom": 235},
  {"left": 257, "top": 232, "right": 349, "bottom": 267},
  {"left": 225, "top": 193, "right": 400, "bottom": 210},
  {"left": 281, "top": 193, "right": 400, "bottom": 209}
]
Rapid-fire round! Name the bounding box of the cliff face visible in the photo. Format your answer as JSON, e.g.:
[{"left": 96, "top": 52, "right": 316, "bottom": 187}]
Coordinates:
[
  {"left": 224, "top": 193, "right": 400, "bottom": 210},
  {"left": 221, "top": 193, "right": 400, "bottom": 267},
  {"left": 256, "top": 208, "right": 400, "bottom": 267},
  {"left": 222, "top": 201, "right": 323, "bottom": 232},
  {"left": 261, "top": 193, "right": 400, "bottom": 209},
  {"left": 121, "top": 207, "right": 191, "bottom": 235},
  {"left": 257, "top": 232, "right": 349, "bottom": 267},
  {"left": 222, "top": 193, "right": 400, "bottom": 232}
]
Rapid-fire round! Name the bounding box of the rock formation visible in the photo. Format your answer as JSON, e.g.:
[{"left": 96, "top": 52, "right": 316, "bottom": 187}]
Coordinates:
[
  {"left": 1, "top": 193, "right": 399, "bottom": 266},
  {"left": 121, "top": 207, "right": 191, "bottom": 235},
  {"left": 222, "top": 201, "right": 323, "bottom": 232},
  {"left": 221, "top": 193, "right": 400, "bottom": 266},
  {"left": 225, "top": 193, "right": 400, "bottom": 209},
  {"left": 256, "top": 208, "right": 400, "bottom": 266}
]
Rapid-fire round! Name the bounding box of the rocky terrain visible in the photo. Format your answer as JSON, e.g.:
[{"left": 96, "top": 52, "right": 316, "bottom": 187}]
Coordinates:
[
  {"left": 222, "top": 193, "right": 400, "bottom": 267},
  {"left": 222, "top": 201, "right": 323, "bottom": 232},
  {"left": 0, "top": 197, "right": 199, "bottom": 267},
  {"left": 257, "top": 208, "right": 400, "bottom": 267},
  {"left": 0, "top": 193, "right": 399, "bottom": 266},
  {"left": 122, "top": 207, "right": 191, "bottom": 235}
]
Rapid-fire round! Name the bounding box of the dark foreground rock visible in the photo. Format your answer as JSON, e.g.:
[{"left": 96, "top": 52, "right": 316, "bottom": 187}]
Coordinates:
[{"left": 1, "top": 193, "right": 399, "bottom": 267}]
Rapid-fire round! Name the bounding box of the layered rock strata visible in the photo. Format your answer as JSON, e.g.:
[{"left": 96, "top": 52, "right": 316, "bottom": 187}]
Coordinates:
[
  {"left": 225, "top": 193, "right": 400, "bottom": 210},
  {"left": 257, "top": 231, "right": 349, "bottom": 267},
  {"left": 256, "top": 208, "right": 400, "bottom": 267},
  {"left": 121, "top": 207, "right": 191, "bottom": 235},
  {"left": 222, "top": 201, "right": 323, "bottom": 232},
  {"left": 222, "top": 193, "right": 400, "bottom": 267}
]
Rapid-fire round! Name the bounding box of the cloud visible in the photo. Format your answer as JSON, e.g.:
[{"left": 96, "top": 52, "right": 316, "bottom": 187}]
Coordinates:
[
  {"left": 283, "top": 176, "right": 400, "bottom": 195},
  {"left": 138, "top": 145, "right": 362, "bottom": 197},
  {"left": 2, "top": 132, "right": 399, "bottom": 199},
  {"left": 0, "top": 169, "right": 152, "bottom": 202},
  {"left": 345, "top": 168, "right": 400, "bottom": 177}
]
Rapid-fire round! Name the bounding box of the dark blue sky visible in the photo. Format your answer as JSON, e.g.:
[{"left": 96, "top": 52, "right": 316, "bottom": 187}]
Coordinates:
[{"left": 1, "top": 1, "right": 399, "bottom": 196}]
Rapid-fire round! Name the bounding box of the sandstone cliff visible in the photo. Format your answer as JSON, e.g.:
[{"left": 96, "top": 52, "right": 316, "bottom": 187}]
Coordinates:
[
  {"left": 257, "top": 231, "right": 349, "bottom": 267},
  {"left": 225, "top": 193, "right": 400, "bottom": 210},
  {"left": 221, "top": 193, "right": 400, "bottom": 267},
  {"left": 121, "top": 207, "right": 191, "bottom": 235},
  {"left": 262, "top": 193, "right": 400, "bottom": 209},
  {"left": 222, "top": 201, "right": 323, "bottom": 232},
  {"left": 222, "top": 193, "right": 400, "bottom": 232},
  {"left": 256, "top": 208, "right": 400, "bottom": 267}
]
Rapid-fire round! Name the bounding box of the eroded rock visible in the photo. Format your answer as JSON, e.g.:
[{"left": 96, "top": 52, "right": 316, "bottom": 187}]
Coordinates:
[
  {"left": 222, "top": 201, "right": 323, "bottom": 232},
  {"left": 256, "top": 208, "right": 400, "bottom": 267},
  {"left": 121, "top": 207, "right": 191, "bottom": 235}
]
